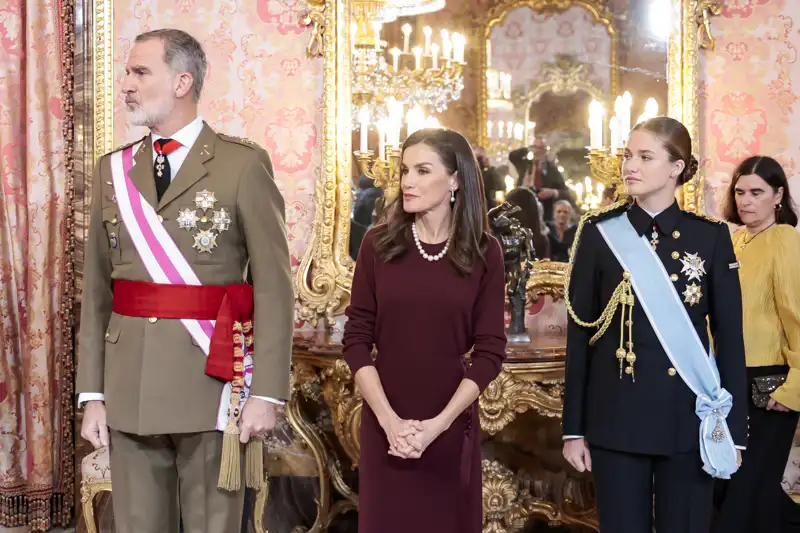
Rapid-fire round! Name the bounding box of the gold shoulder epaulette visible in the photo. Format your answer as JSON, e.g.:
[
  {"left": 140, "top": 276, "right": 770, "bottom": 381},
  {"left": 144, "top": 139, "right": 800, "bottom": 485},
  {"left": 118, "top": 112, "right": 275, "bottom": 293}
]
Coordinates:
[
  {"left": 219, "top": 134, "right": 261, "bottom": 150},
  {"left": 686, "top": 211, "right": 725, "bottom": 225}
]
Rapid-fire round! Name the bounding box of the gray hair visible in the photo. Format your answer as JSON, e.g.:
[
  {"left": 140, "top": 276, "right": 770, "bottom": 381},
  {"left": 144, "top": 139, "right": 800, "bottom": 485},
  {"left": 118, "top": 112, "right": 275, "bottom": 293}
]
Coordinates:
[
  {"left": 135, "top": 29, "right": 207, "bottom": 102},
  {"left": 554, "top": 199, "right": 573, "bottom": 211}
]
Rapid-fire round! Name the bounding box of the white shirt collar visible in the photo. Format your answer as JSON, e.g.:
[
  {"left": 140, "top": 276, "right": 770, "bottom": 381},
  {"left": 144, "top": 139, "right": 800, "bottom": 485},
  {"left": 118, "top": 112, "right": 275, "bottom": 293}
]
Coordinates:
[
  {"left": 642, "top": 207, "right": 663, "bottom": 218},
  {"left": 151, "top": 116, "right": 205, "bottom": 151}
]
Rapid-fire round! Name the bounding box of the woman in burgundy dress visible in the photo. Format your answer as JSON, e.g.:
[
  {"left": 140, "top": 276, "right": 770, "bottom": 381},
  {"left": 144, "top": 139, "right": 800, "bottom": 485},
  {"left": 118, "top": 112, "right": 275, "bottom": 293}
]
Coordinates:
[{"left": 343, "top": 128, "right": 507, "bottom": 533}]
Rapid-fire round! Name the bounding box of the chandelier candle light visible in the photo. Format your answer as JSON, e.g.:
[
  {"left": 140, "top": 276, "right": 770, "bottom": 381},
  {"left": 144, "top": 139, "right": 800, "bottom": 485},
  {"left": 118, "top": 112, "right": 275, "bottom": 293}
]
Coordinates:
[
  {"left": 587, "top": 92, "right": 659, "bottom": 194},
  {"left": 352, "top": 20, "right": 466, "bottom": 130}
]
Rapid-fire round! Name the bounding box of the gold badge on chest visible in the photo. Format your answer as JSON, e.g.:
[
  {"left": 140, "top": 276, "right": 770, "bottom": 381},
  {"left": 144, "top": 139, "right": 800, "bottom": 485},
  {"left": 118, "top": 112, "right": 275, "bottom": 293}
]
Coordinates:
[
  {"left": 173, "top": 189, "right": 232, "bottom": 253},
  {"left": 683, "top": 282, "right": 702, "bottom": 306}
]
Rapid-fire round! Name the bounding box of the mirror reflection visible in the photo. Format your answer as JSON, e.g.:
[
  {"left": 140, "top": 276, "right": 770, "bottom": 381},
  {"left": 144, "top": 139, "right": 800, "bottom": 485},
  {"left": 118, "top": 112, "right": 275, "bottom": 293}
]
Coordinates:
[
  {"left": 486, "top": 0, "right": 668, "bottom": 262},
  {"left": 347, "top": 0, "right": 670, "bottom": 264}
]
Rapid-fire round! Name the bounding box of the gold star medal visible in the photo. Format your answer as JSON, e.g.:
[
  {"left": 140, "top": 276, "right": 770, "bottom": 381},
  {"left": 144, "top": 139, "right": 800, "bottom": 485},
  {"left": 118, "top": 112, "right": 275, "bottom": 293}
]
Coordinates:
[
  {"left": 193, "top": 229, "right": 218, "bottom": 253},
  {"left": 680, "top": 252, "right": 706, "bottom": 281},
  {"left": 683, "top": 282, "right": 702, "bottom": 306},
  {"left": 212, "top": 208, "right": 231, "bottom": 232},
  {"left": 177, "top": 208, "right": 200, "bottom": 231},
  {"left": 194, "top": 190, "right": 217, "bottom": 211}
]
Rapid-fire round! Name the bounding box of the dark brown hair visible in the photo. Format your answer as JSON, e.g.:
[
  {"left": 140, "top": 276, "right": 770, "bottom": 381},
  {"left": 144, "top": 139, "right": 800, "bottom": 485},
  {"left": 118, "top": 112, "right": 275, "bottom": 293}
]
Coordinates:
[
  {"left": 723, "top": 155, "right": 798, "bottom": 226},
  {"left": 505, "top": 187, "right": 550, "bottom": 260},
  {"left": 372, "top": 128, "right": 491, "bottom": 275},
  {"left": 630, "top": 117, "right": 698, "bottom": 186}
]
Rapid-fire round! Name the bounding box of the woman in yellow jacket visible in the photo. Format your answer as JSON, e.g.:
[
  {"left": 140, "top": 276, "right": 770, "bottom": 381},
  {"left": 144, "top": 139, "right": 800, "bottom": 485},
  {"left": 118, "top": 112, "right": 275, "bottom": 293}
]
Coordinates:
[{"left": 713, "top": 155, "right": 800, "bottom": 533}]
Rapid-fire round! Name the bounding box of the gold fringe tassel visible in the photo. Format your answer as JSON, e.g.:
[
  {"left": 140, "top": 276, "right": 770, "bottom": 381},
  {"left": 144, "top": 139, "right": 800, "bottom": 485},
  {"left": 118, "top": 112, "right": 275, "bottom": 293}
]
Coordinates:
[
  {"left": 218, "top": 322, "right": 246, "bottom": 491},
  {"left": 246, "top": 439, "right": 264, "bottom": 490},
  {"left": 218, "top": 429, "right": 242, "bottom": 491}
]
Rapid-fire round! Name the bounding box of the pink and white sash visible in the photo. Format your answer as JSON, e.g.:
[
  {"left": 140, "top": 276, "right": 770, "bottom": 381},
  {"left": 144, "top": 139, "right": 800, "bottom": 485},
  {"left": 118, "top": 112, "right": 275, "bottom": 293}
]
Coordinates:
[{"left": 109, "top": 143, "right": 250, "bottom": 431}]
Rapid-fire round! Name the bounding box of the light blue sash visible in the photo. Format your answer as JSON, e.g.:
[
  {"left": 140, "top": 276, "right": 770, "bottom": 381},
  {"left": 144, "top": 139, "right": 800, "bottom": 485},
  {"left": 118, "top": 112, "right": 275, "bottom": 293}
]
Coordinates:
[{"left": 596, "top": 214, "right": 739, "bottom": 479}]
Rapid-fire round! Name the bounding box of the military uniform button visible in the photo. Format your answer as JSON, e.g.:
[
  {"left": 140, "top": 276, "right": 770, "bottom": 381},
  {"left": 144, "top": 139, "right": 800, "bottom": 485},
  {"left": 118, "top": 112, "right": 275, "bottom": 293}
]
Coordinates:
[
  {"left": 670, "top": 274, "right": 678, "bottom": 282},
  {"left": 671, "top": 251, "right": 680, "bottom": 259},
  {"left": 158, "top": 215, "right": 164, "bottom": 222},
  {"left": 112, "top": 217, "right": 118, "bottom": 224},
  {"left": 148, "top": 317, "right": 158, "bottom": 323},
  {"left": 104, "top": 332, "right": 110, "bottom": 339},
  {"left": 668, "top": 368, "right": 677, "bottom": 376},
  {"left": 673, "top": 231, "right": 680, "bottom": 239}
]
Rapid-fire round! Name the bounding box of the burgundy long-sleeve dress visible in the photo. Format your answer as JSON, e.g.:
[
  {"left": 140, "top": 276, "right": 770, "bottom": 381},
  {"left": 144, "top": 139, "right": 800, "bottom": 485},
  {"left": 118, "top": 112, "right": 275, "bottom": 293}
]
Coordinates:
[{"left": 343, "top": 229, "right": 507, "bottom": 533}]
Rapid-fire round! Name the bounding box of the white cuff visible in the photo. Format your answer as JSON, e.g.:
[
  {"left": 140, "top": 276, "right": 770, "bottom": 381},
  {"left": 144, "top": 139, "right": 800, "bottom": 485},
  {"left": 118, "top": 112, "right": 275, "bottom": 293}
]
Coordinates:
[
  {"left": 563, "top": 435, "right": 584, "bottom": 440},
  {"left": 78, "top": 392, "right": 105, "bottom": 407},
  {"left": 251, "top": 395, "right": 285, "bottom": 405},
  {"left": 735, "top": 445, "right": 746, "bottom": 450}
]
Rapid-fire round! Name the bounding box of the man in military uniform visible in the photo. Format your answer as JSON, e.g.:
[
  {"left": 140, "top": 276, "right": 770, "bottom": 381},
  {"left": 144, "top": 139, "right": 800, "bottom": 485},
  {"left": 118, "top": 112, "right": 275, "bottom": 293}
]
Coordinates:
[{"left": 76, "top": 29, "right": 293, "bottom": 533}]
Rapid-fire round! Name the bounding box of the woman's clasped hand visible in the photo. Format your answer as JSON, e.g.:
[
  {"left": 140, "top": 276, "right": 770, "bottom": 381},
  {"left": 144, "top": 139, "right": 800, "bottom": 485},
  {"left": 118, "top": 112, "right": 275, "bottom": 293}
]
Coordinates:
[{"left": 380, "top": 415, "right": 448, "bottom": 458}]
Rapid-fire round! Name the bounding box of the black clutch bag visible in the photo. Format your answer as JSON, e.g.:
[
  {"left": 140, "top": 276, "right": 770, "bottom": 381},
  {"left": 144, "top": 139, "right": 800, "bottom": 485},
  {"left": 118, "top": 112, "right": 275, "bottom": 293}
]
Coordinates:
[{"left": 751, "top": 374, "right": 787, "bottom": 408}]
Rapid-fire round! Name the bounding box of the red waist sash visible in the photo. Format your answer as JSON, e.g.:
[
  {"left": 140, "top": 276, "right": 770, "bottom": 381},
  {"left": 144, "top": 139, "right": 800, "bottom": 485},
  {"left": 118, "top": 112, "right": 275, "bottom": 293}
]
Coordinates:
[{"left": 112, "top": 280, "right": 254, "bottom": 382}]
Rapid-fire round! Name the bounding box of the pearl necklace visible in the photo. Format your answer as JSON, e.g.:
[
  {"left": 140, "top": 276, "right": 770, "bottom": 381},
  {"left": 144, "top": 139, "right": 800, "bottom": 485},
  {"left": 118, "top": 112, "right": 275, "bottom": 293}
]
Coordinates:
[{"left": 412, "top": 222, "right": 450, "bottom": 262}]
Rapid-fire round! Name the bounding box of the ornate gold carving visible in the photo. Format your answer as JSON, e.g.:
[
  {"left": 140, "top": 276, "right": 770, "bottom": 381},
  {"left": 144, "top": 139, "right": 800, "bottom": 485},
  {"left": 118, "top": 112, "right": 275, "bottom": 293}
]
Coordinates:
[
  {"left": 587, "top": 148, "right": 631, "bottom": 202},
  {"left": 670, "top": 0, "right": 708, "bottom": 214},
  {"left": 304, "top": 0, "right": 327, "bottom": 58},
  {"left": 80, "top": 480, "right": 112, "bottom": 533},
  {"left": 284, "top": 364, "right": 333, "bottom": 533},
  {"left": 354, "top": 148, "right": 402, "bottom": 205},
  {"left": 483, "top": 459, "right": 601, "bottom": 533},
  {"left": 320, "top": 359, "right": 363, "bottom": 467},
  {"left": 253, "top": 473, "right": 269, "bottom": 533},
  {"left": 295, "top": 0, "right": 355, "bottom": 325},
  {"left": 478, "top": 0, "right": 619, "bottom": 149},
  {"left": 697, "top": 0, "right": 723, "bottom": 51},
  {"left": 527, "top": 260, "right": 568, "bottom": 303},
  {"left": 523, "top": 55, "right": 607, "bottom": 108},
  {"left": 483, "top": 460, "right": 550, "bottom": 533},
  {"left": 92, "top": 0, "right": 114, "bottom": 162},
  {"left": 480, "top": 369, "right": 564, "bottom": 435}
]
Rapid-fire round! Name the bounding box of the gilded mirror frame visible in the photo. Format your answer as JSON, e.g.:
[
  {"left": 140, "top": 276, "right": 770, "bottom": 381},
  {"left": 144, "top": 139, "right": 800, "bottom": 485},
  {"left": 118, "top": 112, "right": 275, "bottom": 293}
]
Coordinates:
[
  {"left": 479, "top": 0, "right": 619, "bottom": 151},
  {"left": 296, "top": 0, "right": 720, "bottom": 323}
]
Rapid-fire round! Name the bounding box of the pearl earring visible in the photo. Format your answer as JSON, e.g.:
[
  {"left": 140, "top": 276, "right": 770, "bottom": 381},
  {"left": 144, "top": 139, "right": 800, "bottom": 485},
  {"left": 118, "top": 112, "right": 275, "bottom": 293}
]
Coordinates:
[{"left": 450, "top": 189, "right": 455, "bottom": 204}]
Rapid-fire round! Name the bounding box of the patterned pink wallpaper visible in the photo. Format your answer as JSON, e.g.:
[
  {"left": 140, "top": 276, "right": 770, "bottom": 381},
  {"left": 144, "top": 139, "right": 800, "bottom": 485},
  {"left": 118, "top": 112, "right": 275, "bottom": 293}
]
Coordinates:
[
  {"left": 111, "top": 0, "right": 321, "bottom": 271},
  {"left": 700, "top": 0, "right": 800, "bottom": 221},
  {"left": 489, "top": 6, "right": 612, "bottom": 95}
]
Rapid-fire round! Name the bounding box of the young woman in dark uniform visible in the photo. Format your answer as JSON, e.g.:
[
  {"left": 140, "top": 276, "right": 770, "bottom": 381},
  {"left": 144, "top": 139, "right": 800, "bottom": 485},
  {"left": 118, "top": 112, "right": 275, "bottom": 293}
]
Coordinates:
[{"left": 562, "top": 117, "right": 748, "bottom": 533}]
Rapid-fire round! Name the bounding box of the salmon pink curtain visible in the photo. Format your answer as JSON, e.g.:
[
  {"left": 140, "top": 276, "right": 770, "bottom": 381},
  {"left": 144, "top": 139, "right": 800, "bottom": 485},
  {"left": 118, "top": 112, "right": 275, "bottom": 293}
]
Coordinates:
[{"left": 0, "top": 0, "right": 75, "bottom": 529}]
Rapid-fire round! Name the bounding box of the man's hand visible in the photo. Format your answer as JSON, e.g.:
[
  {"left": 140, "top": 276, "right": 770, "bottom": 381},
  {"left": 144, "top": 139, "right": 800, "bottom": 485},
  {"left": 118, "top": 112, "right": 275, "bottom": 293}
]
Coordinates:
[
  {"left": 239, "top": 397, "right": 278, "bottom": 443},
  {"left": 737, "top": 449, "right": 743, "bottom": 467},
  {"left": 563, "top": 438, "right": 592, "bottom": 472},
  {"left": 537, "top": 188, "right": 558, "bottom": 200},
  {"left": 81, "top": 400, "right": 109, "bottom": 449}
]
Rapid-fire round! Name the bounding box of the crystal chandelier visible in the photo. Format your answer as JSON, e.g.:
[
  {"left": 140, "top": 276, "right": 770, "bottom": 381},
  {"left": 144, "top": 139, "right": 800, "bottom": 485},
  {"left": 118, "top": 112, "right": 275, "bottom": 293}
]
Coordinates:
[{"left": 351, "top": 19, "right": 466, "bottom": 128}]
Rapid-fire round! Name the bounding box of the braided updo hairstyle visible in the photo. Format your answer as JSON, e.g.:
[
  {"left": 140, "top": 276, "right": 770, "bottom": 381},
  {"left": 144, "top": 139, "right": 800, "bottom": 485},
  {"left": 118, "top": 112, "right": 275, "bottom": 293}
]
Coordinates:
[{"left": 630, "top": 117, "right": 698, "bottom": 185}]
